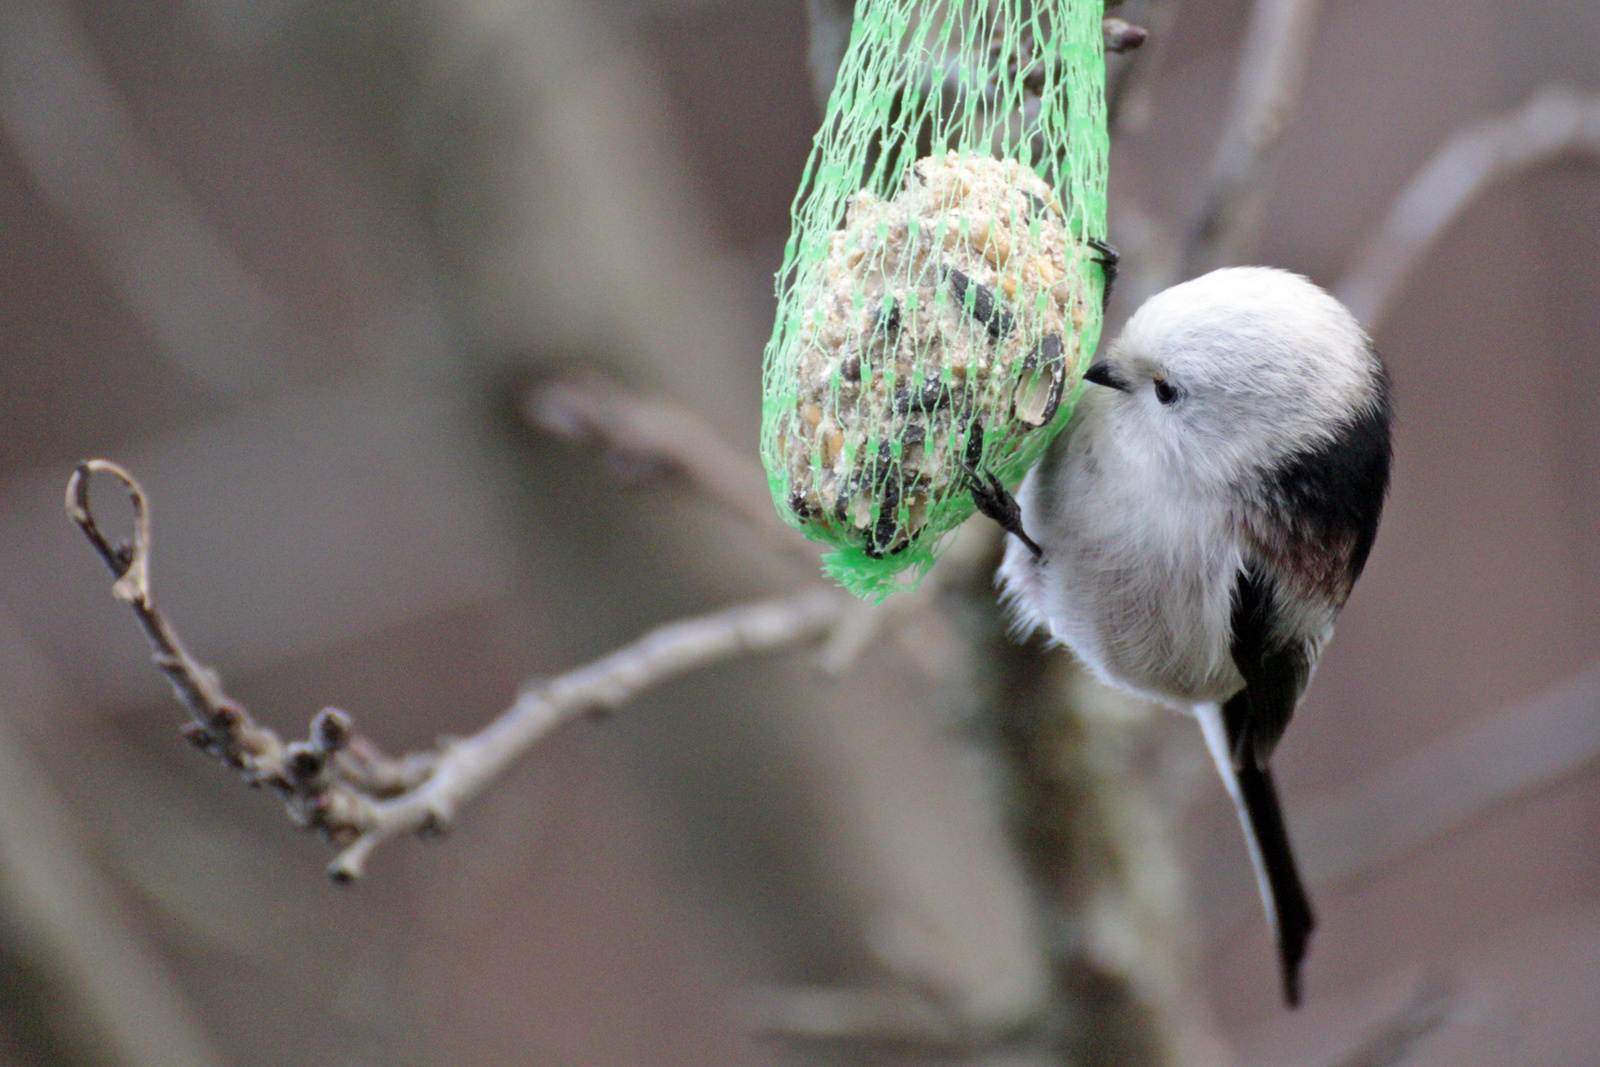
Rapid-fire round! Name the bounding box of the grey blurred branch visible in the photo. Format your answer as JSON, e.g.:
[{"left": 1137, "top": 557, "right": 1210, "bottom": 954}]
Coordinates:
[
  {"left": 67, "top": 459, "right": 850, "bottom": 882},
  {"left": 527, "top": 377, "right": 812, "bottom": 563},
  {"left": 1337, "top": 87, "right": 1600, "bottom": 330},
  {"left": 1181, "top": 0, "right": 1322, "bottom": 278},
  {"left": 0, "top": 0, "right": 293, "bottom": 396},
  {"left": 1107, "top": 1, "right": 1178, "bottom": 134},
  {"left": 1204, "top": 658, "right": 1600, "bottom": 941},
  {"left": 0, "top": 712, "right": 227, "bottom": 1067},
  {"left": 527, "top": 375, "right": 971, "bottom": 677},
  {"left": 1319, "top": 981, "right": 1452, "bottom": 1067},
  {"left": 1109, "top": 0, "right": 1323, "bottom": 308},
  {"left": 744, "top": 984, "right": 958, "bottom": 1046},
  {"left": 1302, "top": 660, "right": 1600, "bottom": 886}
]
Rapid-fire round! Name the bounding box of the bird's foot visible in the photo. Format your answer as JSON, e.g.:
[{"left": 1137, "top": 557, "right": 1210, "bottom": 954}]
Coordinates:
[{"left": 963, "top": 463, "right": 1043, "bottom": 558}]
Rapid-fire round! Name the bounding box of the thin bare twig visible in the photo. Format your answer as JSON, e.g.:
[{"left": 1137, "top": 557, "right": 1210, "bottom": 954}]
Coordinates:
[
  {"left": 67, "top": 459, "right": 850, "bottom": 881},
  {"left": 1337, "top": 87, "right": 1600, "bottom": 330},
  {"left": 66, "top": 460, "right": 304, "bottom": 785},
  {"left": 326, "top": 585, "right": 847, "bottom": 880},
  {"left": 1181, "top": 0, "right": 1322, "bottom": 277}
]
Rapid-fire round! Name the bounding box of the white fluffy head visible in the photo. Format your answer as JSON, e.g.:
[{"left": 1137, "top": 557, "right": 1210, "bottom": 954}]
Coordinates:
[{"left": 1087, "top": 267, "right": 1382, "bottom": 488}]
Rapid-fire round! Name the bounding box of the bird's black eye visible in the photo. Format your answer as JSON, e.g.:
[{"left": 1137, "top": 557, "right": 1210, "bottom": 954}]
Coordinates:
[{"left": 1153, "top": 376, "right": 1181, "bottom": 405}]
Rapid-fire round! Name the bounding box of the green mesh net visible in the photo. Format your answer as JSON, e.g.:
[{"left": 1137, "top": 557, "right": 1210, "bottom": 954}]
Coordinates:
[{"left": 760, "top": 0, "right": 1110, "bottom": 600}]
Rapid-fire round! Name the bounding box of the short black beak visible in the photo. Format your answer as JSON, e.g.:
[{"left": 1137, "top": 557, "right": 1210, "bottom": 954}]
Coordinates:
[{"left": 1083, "top": 361, "right": 1130, "bottom": 392}]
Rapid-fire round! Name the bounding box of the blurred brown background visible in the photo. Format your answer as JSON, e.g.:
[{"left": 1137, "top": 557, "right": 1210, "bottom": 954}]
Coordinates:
[{"left": 0, "top": 0, "right": 1598, "bottom": 1064}]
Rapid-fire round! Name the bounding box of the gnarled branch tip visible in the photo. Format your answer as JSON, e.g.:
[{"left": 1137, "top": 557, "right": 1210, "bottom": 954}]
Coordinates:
[{"left": 66, "top": 458, "right": 152, "bottom": 603}]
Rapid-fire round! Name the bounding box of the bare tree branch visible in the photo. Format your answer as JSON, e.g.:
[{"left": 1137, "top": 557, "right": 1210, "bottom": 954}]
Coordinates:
[
  {"left": 1181, "top": 0, "right": 1323, "bottom": 277},
  {"left": 1337, "top": 87, "right": 1600, "bottom": 330},
  {"left": 66, "top": 460, "right": 296, "bottom": 783},
  {"left": 326, "top": 584, "right": 848, "bottom": 881},
  {"left": 67, "top": 459, "right": 851, "bottom": 882}
]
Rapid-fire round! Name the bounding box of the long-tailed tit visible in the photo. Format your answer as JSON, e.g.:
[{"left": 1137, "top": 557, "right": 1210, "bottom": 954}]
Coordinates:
[{"left": 998, "top": 266, "right": 1392, "bottom": 1006}]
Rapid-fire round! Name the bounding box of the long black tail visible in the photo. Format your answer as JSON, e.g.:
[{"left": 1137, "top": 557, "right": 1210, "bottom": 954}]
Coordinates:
[
  {"left": 1234, "top": 761, "right": 1315, "bottom": 1006},
  {"left": 1196, "top": 704, "right": 1316, "bottom": 1006}
]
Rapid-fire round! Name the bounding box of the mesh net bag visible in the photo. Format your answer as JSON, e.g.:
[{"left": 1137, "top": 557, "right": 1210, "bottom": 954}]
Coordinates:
[{"left": 760, "top": 0, "right": 1110, "bottom": 599}]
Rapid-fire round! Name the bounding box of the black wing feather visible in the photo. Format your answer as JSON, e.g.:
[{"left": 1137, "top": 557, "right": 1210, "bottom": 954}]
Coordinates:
[
  {"left": 1256, "top": 368, "right": 1393, "bottom": 600},
  {"left": 1223, "top": 570, "right": 1317, "bottom": 764},
  {"left": 1231, "top": 365, "right": 1391, "bottom": 760}
]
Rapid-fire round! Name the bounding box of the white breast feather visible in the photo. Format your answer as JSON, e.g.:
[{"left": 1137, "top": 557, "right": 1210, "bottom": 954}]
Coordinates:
[{"left": 1000, "top": 392, "right": 1246, "bottom": 707}]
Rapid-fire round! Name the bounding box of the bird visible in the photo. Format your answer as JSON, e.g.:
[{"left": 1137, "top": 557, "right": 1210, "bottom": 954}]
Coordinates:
[{"left": 997, "top": 266, "right": 1393, "bottom": 1006}]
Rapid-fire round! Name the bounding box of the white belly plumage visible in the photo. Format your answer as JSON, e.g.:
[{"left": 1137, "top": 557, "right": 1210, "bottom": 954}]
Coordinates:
[{"left": 1000, "top": 421, "right": 1246, "bottom": 708}]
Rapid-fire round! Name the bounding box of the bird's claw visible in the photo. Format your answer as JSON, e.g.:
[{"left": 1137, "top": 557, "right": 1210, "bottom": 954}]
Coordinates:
[{"left": 962, "top": 462, "right": 1043, "bottom": 558}]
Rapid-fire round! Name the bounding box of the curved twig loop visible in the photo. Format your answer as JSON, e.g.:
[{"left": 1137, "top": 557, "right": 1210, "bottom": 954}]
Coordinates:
[{"left": 66, "top": 458, "right": 153, "bottom": 603}]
